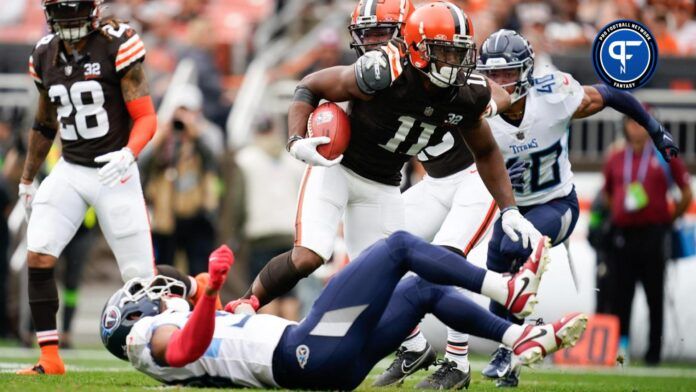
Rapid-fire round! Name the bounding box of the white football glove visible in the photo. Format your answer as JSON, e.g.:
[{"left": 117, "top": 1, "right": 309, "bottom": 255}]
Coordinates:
[
  {"left": 18, "top": 181, "right": 37, "bottom": 223},
  {"left": 501, "top": 207, "right": 542, "bottom": 249},
  {"left": 94, "top": 147, "right": 135, "bottom": 187},
  {"left": 288, "top": 136, "right": 343, "bottom": 167}
]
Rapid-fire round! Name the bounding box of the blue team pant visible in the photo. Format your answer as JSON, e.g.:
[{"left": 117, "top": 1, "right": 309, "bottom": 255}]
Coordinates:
[{"left": 272, "top": 231, "right": 512, "bottom": 390}]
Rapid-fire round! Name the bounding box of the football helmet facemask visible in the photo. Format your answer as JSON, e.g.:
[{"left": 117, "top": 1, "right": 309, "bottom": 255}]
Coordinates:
[
  {"left": 403, "top": 1, "right": 477, "bottom": 88},
  {"left": 478, "top": 29, "right": 535, "bottom": 103},
  {"left": 43, "top": 0, "right": 101, "bottom": 42},
  {"left": 349, "top": 0, "right": 414, "bottom": 56},
  {"left": 100, "top": 276, "right": 187, "bottom": 361}
]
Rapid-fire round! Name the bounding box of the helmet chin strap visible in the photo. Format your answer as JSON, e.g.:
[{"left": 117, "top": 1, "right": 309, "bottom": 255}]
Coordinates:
[{"left": 428, "top": 64, "right": 457, "bottom": 88}]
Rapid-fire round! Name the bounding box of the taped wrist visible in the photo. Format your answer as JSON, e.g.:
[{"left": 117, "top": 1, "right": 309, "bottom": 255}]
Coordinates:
[
  {"left": 258, "top": 250, "right": 311, "bottom": 305},
  {"left": 293, "top": 85, "right": 319, "bottom": 107},
  {"left": 32, "top": 120, "right": 57, "bottom": 140},
  {"left": 593, "top": 84, "right": 660, "bottom": 134}
]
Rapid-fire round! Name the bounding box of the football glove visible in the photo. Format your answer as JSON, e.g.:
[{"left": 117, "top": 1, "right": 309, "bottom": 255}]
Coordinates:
[
  {"left": 507, "top": 160, "right": 528, "bottom": 191},
  {"left": 288, "top": 136, "right": 343, "bottom": 167},
  {"left": 501, "top": 207, "right": 542, "bottom": 249},
  {"left": 650, "top": 124, "right": 679, "bottom": 162},
  {"left": 208, "top": 245, "right": 235, "bottom": 291},
  {"left": 94, "top": 147, "right": 135, "bottom": 187},
  {"left": 18, "top": 181, "right": 37, "bottom": 223}
]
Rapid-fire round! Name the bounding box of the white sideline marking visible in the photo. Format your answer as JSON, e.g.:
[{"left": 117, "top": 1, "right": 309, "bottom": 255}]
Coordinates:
[
  {"left": 0, "top": 347, "right": 115, "bottom": 360},
  {"left": 0, "top": 363, "right": 132, "bottom": 373}
]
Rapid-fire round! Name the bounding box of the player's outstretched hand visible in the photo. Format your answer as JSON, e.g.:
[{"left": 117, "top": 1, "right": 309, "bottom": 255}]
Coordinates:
[
  {"left": 18, "top": 181, "right": 37, "bottom": 223},
  {"left": 289, "top": 136, "right": 343, "bottom": 167},
  {"left": 208, "top": 245, "right": 235, "bottom": 291},
  {"left": 501, "top": 207, "right": 542, "bottom": 249},
  {"left": 94, "top": 147, "right": 135, "bottom": 187},
  {"left": 651, "top": 124, "right": 679, "bottom": 162}
]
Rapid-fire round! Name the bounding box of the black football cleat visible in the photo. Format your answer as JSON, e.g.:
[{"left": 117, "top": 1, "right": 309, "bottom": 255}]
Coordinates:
[
  {"left": 415, "top": 359, "right": 471, "bottom": 390},
  {"left": 495, "top": 365, "right": 520, "bottom": 388},
  {"left": 372, "top": 344, "right": 437, "bottom": 387},
  {"left": 482, "top": 346, "right": 513, "bottom": 379}
]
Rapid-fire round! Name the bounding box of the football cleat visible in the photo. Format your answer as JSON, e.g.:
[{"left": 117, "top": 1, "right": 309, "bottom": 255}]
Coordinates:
[
  {"left": 16, "top": 348, "right": 65, "bottom": 375},
  {"left": 512, "top": 312, "right": 588, "bottom": 366},
  {"left": 372, "top": 343, "right": 437, "bottom": 387},
  {"left": 495, "top": 365, "right": 520, "bottom": 388},
  {"left": 481, "top": 346, "right": 513, "bottom": 379},
  {"left": 504, "top": 236, "right": 551, "bottom": 319},
  {"left": 415, "top": 359, "right": 471, "bottom": 390}
]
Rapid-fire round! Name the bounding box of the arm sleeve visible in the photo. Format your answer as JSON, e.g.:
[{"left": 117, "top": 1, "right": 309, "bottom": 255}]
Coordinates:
[
  {"left": 164, "top": 294, "right": 217, "bottom": 367},
  {"left": 125, "top": 96, "right": 157, "bottom": 157}
]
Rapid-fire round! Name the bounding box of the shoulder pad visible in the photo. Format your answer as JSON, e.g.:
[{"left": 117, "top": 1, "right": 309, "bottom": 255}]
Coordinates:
[
  {"left": 33, "top": 34, "right": 56, "bottom": 49},
  {"left": 533, "top": 71, "right": 582, "bottom": 104},
  {"left": 355, "top": 50, "right": 392, "bottom": 95}
]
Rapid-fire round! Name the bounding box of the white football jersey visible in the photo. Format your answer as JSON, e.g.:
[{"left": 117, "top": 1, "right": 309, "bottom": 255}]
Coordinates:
[
  {"left": 489, "top": 71, "right": 584, "bottom": 206},
  {"left": 126, "top": 310, "right": 295, "bottom": 387}
]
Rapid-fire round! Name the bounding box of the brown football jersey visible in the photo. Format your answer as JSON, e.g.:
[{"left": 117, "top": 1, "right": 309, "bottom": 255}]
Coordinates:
[
  {"left": 29, "top": 23, "right": 146, "bottom": 167},
  {"left": 346, "top": 45, "right": 490, "bottom": 186}
]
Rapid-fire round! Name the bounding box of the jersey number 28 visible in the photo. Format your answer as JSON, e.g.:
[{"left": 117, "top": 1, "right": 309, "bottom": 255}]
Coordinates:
[{"left": 48, "top": 81, "right": 109, "bottom": 140}]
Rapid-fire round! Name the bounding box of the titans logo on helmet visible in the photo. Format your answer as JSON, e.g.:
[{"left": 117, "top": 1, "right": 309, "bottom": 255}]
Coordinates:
[{"left": 592, "top": 20, "right": 658, "bottom": 90}]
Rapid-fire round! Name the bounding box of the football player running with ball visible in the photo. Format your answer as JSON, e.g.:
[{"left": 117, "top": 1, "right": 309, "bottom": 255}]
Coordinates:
[
  {"left": 102, "top": 232, "right": 587, "bottom": 390},
  {"left": 393, "top": 29, "right": 680, "bottom": 389},
  {"left": 17, "top": 0, "right": 157, "bottom": 375},
  {"left": 240, "top": 1, "right": 541, "bottom": 321}
]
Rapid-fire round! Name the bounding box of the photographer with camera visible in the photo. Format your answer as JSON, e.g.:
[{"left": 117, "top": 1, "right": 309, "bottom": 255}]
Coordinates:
[{"left": 143, "top": 84, "right": 221, "bottom": 275}]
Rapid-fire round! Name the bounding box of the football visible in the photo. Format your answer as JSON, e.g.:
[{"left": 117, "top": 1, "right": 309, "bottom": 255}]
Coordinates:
[{"left": 307, "top": 102, "right": 351, "bottom": 160}]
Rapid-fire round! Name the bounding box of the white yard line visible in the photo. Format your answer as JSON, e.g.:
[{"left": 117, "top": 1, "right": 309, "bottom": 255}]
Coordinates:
[
  {"left": 0, "top": 363, "right": 132, "bottom": 373},
  {"left": 0, "top": 347, "right": 115, "bottom": 361}
]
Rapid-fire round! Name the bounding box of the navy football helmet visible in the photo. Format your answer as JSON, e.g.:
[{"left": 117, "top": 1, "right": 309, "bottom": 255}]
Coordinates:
[
  {"left": 100, "top": 276, "right": 187, "bottom": 361},
  {"left": 478, "top": 30, "right": 535, "bottom": 102}
]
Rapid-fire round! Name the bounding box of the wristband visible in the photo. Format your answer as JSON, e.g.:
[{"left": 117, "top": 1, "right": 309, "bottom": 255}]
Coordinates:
[
  {"left": 286, "top": 135, "right": 303, "bottom": 152},
  {"left": 500, "top": 206, "right": 519, "bottom": 216}
]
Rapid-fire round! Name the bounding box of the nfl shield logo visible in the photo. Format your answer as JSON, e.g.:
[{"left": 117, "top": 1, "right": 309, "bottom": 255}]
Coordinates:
[
  {"left": 516, "top": 131, "right": 525, "bottom": 141},
  {"left": 64, "top": 65, "right": 73, "bottom": 76},
  {"left": 424, "top": 106, "right": 434, "bottom": 116}
]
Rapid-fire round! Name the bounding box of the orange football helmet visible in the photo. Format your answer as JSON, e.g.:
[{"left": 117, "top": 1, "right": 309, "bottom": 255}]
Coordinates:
[
  {"left": 349, "top": 0, "right": 414, "bottom": 55},
  {"left": 403, "top": 1, "right": 477, "bottom": 87}
]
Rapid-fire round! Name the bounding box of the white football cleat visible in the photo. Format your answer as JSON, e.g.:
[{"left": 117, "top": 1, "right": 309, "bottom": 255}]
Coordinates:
[
  {"left": 512, "top": 312, "right": 588, "bottom": 366},
  {"left": 504, "top": 236, "right": 551, "bottom": 319}
]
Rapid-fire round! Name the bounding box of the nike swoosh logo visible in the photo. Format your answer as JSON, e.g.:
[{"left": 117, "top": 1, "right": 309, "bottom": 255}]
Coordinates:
[
  {"left": 496, "top": 363, "right": 511, "bottom": 378},
  {"left": 514, "top": 277, "right": 531, "bottom": 302},
  {"left": 120, "top": 175, "right": 133, "bottom": 184},
  {"left": 520, "top": 328, "right": 548, "bottom": 345},
  {"left": 401, "top": 351, "right": 428, "bottom": 374}
]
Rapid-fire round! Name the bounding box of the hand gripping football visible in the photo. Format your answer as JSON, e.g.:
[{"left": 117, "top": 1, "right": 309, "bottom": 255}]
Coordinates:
[{"left": 307, "top": 102, "right": 351, "bottom": 160}]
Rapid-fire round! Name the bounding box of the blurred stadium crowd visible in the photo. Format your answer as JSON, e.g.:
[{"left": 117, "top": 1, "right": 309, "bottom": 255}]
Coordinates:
[{"left": 0, "top": 0, "right": 694, "bottom": 350}]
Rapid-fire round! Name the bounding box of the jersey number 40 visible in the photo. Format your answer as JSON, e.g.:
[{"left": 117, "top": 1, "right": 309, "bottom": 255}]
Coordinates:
[{"left": 48, "top": 81, "right": 109, "bottom": 140}]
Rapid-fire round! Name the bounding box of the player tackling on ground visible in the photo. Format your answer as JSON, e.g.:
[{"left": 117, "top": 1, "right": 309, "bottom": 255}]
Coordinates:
[
  {"left": 101, "top": 232, "right": 587, "bottom": 389},
  {"left": 17, "top": 0, "right": 157, "bottom": 374},
  {"left": 388, "top": 29, "right": 680, "bottom": 388}
]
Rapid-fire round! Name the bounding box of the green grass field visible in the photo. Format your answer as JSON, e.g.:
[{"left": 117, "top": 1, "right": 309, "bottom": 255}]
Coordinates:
[{"left": 1, "top": 347, "right": 696, "bottom": 391}]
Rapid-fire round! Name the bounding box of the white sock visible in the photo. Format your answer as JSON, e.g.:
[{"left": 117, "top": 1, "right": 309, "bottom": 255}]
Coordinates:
[
  {"left": 188, "top": 276, "right": 198, "bottom": 298},
  {"left": 444, "top": 328, "right": 470, "bottom": 370},
  {"left": 402, "top": 328, "right": 428, "bottom": 352},
  {"left": 501, "top": 324, "right": 525, "bottom": 348},
  {"left": 480, "top": 271, "right": 508, "bottom": 305}
]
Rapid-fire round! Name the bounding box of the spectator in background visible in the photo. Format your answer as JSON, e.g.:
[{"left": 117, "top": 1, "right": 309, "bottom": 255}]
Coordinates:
[
  {"left": 179, "top": 18, "right": 232, "bottom": 130},
  {"left": 545, "top": 0, "right": 594, "bottom": 51},
  {"left": 271, "top": 28, "right": 352, "bottom": 80},
  {"left": 602, "top": 115, "right": 692, "bottom": 365},
  {"left": 143, "top": 84, "right": 220, "bottom": 276},
  {"left": 644, "top": 7, "right": 681, "bottom": 56},
  {"left": 671, "top": 0, "right": 696, "bottom": 55},
  {"left": 235, "top": 117, "right": 304, "bottom": 320}
]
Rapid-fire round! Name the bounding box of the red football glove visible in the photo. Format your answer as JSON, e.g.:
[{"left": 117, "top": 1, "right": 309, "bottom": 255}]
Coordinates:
[
  {"left": 208, "top": 245, "right": 235, "bottom": 291},
  {"left": 224, "top": 295, "right": 260, "bottom": 314}
]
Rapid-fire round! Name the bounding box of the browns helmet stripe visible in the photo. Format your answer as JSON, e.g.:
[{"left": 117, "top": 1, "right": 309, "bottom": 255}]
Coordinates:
[
  {"left": 444, "top": 1, "right": 467, "bottom": 36},
  {"left": 361, "top": 0, "right": 377, "bottom": 17}
]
